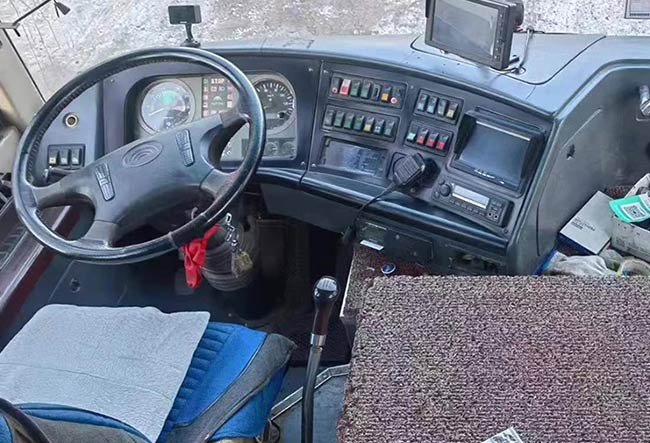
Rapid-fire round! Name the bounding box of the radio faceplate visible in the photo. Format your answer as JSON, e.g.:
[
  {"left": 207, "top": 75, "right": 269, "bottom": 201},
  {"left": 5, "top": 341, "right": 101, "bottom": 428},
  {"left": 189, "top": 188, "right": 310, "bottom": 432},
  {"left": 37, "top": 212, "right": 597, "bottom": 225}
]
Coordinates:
[{"left": 433, "top": 181, "right": 511, "bottom": 226}]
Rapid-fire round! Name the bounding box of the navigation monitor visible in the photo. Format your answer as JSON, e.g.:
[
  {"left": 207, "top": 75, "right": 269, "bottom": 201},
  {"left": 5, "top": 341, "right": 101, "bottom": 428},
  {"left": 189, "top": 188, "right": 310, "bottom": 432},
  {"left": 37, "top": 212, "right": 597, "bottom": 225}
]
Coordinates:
[
  {"left": 425, "top": 0, "right": 522, "bottom": 70},
  {"left": 453, "top": 112, "right": 543, "bottom": 191}
]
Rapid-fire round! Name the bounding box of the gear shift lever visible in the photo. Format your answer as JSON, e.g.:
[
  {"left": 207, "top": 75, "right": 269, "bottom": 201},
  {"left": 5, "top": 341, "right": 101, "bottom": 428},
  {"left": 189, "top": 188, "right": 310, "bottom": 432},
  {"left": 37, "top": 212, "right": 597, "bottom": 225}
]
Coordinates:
[{"left": 301, "top": 276, "right": 340, "bottom": 443}]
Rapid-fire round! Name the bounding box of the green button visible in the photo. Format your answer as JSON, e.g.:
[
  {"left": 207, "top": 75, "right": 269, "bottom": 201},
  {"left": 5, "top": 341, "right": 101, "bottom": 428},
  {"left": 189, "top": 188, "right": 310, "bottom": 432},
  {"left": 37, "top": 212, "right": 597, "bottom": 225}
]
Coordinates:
[
  {"left": 350, "top": 80, "right": 361, "bottom": 97},
  {"left": 383, "top": 121, "right": 396, "bottom": 137},
  {"left": 333, "top": 111, "right": 345, "bottom": 127},
  {"left": 426, "top": 97, "right": 438, "bottom": 114},
  {"left": 343, "top": 113, "right": 355, "bottom": 129},
  {"left": 360, "top": 81, "right": 371, "bottom": 99},
  {"left": 353, "top": 115, "right": 365, "bottom": 131}
]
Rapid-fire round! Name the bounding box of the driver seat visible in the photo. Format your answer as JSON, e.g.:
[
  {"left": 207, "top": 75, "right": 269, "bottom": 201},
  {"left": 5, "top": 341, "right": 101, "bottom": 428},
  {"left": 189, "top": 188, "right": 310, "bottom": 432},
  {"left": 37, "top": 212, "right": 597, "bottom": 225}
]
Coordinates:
[{"left": 0, "top": 306, "right": 295, "bottom": 443}]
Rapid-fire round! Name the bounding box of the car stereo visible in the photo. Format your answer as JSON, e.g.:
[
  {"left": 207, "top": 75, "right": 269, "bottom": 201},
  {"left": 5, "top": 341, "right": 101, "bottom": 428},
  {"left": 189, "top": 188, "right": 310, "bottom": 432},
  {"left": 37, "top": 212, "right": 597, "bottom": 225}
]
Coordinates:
[{"left": 425, "top": 0, "right": 523, "bottom": 70}]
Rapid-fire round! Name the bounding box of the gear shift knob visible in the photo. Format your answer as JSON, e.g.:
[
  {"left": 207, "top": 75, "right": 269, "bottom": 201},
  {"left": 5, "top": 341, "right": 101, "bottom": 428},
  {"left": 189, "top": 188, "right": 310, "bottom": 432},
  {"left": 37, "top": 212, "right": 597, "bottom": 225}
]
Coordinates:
[
  {"left": 311, "top": 276, "right": 340, "bottom": 339},
  {"left": 302, "top": 276, "right": 340, "bottom": 443}
]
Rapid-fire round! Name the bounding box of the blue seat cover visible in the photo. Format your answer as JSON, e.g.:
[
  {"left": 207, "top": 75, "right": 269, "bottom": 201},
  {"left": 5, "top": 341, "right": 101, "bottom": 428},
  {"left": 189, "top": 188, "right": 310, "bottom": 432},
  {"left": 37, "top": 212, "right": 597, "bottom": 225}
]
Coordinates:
[
  {"left": 0, "top": 416, "right": 10, "bottom": 443},
  {"left": 0, "top": 322, "right": 287, "bottom": 443},
  {"left": 17, "top": 404, "right": 148, "bottom": 440},
  {"left": 159, "top": 322, "right": 285, "bottom": 442}
]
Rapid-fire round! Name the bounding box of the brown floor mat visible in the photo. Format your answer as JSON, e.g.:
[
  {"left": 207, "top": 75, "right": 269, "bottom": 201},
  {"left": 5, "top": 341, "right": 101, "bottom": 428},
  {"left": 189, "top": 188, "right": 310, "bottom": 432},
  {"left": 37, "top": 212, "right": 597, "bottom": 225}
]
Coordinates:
[
  {"left": 342, "top": 245, "right": 428, "bottom": 323},
  {"left": 338, "top": 276, "right": 650, "bottom": 443}
]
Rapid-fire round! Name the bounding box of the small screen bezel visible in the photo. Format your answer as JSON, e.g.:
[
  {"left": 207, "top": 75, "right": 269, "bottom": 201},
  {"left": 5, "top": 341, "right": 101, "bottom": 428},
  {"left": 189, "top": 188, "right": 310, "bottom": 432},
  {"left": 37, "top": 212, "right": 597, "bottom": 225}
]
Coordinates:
[
  {"left": 452, "top": 111, "right": 543, "bottom": 193},
  {"left": 425, "top": 0, "right": 515, "bottom": 70},
  {"left": 319, "top": 139, "right": 388, "bottom": 177}
]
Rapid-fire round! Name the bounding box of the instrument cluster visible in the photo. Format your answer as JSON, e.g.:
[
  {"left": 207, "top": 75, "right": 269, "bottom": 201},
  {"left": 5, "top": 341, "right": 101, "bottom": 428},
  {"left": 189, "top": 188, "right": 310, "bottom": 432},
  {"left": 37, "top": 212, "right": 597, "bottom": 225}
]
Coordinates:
[{"left": 134, "top": 72, "right": 298, "bottom": 161}]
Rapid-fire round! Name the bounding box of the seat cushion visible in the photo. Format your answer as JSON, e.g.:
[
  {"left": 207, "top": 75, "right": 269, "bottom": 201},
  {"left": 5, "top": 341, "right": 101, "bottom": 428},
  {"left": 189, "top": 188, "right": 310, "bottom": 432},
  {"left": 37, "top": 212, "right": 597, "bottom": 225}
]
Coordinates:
[
  {"left": 159, "top": 323, "right": 293, "bottom": 442},
  {"left": 0, "top": 305, "right": 210, "bottom": 442},
  {"left": 0, "top": 322, "right": 294, "bottom": 443},
  {"left": 3, "top": 405, "right": 149, "bottom": 443}
]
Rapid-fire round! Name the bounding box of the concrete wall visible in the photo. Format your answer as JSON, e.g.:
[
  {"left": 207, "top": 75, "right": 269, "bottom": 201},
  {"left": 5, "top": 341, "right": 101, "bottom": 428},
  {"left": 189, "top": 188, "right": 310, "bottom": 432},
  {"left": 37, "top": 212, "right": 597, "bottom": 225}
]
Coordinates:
[{"left": 1, "top": 0, "right": 649, "bottom": 97}]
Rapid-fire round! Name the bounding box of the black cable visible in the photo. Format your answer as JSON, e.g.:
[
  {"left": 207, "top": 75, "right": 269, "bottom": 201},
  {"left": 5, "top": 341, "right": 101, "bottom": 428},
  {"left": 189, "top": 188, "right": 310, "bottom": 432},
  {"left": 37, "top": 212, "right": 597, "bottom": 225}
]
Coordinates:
[
  {"left": 356, "top": 183, "right": 398, "bottom": 217},
  {"left": 342, "top": 182, "right": 398, "bottom": 245}
]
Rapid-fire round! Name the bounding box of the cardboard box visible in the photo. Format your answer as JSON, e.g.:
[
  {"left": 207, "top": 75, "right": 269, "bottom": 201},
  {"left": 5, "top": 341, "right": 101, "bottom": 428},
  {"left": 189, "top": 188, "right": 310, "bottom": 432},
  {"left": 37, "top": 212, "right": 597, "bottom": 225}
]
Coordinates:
[
  {"left": 559, "top": 191, "right": 613, "bottom": 255},
  {"left": 611, "top": 174, "right": 650, "bottom": 262}
]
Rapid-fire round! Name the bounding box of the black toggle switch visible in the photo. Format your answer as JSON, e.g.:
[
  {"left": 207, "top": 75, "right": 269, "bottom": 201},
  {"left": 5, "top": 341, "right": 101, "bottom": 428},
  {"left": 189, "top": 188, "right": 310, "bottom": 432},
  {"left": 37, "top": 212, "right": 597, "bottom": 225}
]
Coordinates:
[
  {"left": 58, "top": 149, "right": 70, "bottom": 166},
  {"left": 416, "top": 93, "right": 429, "bottom": 112},
  {"left": 48, "top": 149, "right": 59, "bottom": 166},
  {"left": 370, "top": 84, "right": 381, "bottom": 101},
  {"left": 330, "top": 77, "right": 342, "bottom": 94},
  {"left": 70, "top": 147, "right": 83, "bottom": 166},
  {"left": 323, "top": 109, "right": 335, "bottom": 126}
]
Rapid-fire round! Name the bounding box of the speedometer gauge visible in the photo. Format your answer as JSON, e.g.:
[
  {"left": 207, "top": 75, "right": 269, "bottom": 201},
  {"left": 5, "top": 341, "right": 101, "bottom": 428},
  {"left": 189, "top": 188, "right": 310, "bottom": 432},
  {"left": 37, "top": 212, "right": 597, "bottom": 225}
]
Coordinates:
[
  {"left": 139, "top": 80, "right": 195, "bottom": 133},
  {"left": 254, "top": 78, "right": 296, "bottom": 133}
]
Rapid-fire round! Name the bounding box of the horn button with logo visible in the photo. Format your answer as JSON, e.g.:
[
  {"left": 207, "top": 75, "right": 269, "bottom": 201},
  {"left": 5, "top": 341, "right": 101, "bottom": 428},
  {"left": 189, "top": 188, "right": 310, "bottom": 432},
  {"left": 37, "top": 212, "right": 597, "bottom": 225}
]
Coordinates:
[
  {"left": 122, "top": 142, "right": 164, "bottom": 169},
  {"left": 12, "top": 47, "right": 266, "bottom": 264}
]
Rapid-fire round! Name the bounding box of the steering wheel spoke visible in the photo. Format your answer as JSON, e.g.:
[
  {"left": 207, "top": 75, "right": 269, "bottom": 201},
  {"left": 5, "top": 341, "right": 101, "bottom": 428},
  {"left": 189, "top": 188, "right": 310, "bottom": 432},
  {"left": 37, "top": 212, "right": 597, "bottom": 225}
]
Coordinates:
[
  {"left": 31, "top": 169, "right": 93, "bottom": 210},
  {"left": 76, "top": 219, "right": 120, "bottom": 248},
  {"left": 219, "top": 108, "right": 249, "bottom": 137},
  {"left": 200, "top": 168, "right": 236, "bottom": 198}
]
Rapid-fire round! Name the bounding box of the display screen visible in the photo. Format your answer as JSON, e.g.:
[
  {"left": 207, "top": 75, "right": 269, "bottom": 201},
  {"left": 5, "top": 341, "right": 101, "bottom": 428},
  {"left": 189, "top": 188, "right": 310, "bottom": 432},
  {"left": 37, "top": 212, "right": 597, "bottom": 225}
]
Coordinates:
[
  {"left": 453, "top": 185, "right": 490, "bottom": 209},
  {"left": 320, "top": 140, "right": 387, "bottom": 176},
  {"left": 432, "top": 0, "right": 500, "bottom": 61},
  {"left": 454, "top": 120, "right": 535, "bottom": 190},
  {"left": 202, "top": 75, "right": 237, "bottom": 117}
]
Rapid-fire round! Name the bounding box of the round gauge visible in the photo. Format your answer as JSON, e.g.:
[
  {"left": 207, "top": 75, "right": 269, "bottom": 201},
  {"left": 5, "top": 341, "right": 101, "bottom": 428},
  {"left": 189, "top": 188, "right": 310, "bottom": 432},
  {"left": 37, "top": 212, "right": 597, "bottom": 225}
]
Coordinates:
[
  {"left": 139, "top": 80, "right": 195, "bottom": 133},
  {"left": 254, "top": 78, "right": 296, "bottom": 133}
]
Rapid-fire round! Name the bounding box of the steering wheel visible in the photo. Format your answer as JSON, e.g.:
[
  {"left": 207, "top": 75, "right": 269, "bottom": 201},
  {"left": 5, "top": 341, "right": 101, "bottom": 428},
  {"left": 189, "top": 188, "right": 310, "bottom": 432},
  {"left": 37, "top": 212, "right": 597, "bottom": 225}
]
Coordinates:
[{"left": 12, "top": 47, "right": 265, "bottom": 264}]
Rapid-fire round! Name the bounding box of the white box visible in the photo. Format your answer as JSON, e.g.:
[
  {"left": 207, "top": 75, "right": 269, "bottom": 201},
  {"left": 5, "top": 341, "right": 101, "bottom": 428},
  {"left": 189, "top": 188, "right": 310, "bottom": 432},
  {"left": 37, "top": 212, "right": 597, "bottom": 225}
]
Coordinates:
[
  {"left": 611, "top": 174, "right": 650, "bottom": 262},
  {"left": 559, "top": 191, "right": 613, "bottom": 255}
]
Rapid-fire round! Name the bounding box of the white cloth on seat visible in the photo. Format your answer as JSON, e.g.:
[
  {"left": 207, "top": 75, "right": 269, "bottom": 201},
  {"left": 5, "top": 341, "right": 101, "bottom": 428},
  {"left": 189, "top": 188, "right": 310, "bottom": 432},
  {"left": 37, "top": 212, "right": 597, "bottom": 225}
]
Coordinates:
[{"left": 0, "top": 304, "right": 209, "bottom": 442}]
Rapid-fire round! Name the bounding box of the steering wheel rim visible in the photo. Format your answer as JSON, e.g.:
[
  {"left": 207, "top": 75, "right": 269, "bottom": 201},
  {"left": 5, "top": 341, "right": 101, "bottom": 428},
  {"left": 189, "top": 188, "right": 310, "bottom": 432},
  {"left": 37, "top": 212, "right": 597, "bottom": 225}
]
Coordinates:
[{"left": 12, "top": 47, "right": 266, "bottom": 264}]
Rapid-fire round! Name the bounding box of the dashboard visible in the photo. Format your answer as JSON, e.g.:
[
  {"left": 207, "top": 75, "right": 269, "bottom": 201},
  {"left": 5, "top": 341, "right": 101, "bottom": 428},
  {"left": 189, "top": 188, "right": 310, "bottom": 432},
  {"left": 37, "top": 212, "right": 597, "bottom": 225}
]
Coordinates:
[
  {"left": 35, "top": 33, "right": 650, "bottom": 275},
  {"left": 132, "top": 72, "right": 298, "bottom": 161}
]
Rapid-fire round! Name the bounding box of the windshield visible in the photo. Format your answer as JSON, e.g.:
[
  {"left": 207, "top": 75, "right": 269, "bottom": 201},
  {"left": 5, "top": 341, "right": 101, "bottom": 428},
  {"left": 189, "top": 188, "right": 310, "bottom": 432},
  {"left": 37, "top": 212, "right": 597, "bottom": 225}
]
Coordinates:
[{"left": 2, "top": 0, "right": 650, "bottom": 97}]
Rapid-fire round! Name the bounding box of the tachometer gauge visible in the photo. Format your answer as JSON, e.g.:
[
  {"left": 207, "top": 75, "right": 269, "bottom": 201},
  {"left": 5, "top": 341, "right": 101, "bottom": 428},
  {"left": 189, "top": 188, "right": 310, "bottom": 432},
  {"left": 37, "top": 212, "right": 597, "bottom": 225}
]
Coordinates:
[
  {"left": 139, "top": 80, "right": 195, "bottom": 133},
  {"left": 254, "top": 78, "right": 296, "bottom": 133}
]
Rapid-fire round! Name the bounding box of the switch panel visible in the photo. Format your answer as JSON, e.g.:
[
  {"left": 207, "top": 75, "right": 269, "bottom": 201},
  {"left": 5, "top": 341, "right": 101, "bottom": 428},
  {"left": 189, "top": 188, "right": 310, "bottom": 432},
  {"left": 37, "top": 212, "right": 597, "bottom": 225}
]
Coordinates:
[
  {"left": 323, "top": 105, "right": 399, "bottom": 142},
  {"left": 404, "top": 122, "right": 453, "bottom": 156},
  {"left": 47, "top": 144, "right": 85, "bottom": 170},
  {"left": 329, "top": 73, "right": 406, "bottom": 109},
  {"left": 413, "top": 89, "right": 462, "bottom": 124}
]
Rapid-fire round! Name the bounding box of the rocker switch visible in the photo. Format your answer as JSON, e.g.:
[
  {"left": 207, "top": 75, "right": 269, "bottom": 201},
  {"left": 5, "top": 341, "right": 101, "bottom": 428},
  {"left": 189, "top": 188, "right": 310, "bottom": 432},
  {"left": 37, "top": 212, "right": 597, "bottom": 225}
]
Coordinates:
[{"left": 70, "top": 148, "right": 83, "bottom": 166}]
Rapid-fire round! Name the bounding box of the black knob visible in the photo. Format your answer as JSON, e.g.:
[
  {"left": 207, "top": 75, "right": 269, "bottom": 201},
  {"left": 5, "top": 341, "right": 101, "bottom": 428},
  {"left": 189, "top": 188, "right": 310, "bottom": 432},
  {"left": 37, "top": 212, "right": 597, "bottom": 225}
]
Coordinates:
[
  {"left": 439, "top": 183, "right": 452, "bottom": 197},
  {"left": 311, "top": 276, "right": 340, "bottom": 336}
]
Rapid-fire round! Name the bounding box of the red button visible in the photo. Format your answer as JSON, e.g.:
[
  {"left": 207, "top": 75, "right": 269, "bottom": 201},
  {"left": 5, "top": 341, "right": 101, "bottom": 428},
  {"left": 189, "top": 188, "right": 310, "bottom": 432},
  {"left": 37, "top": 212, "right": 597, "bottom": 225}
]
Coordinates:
[
  {"left": 425, "top": 133, "right": 438, "bottom": 148},
  {"left": 340, "top": 79, "right": 351, "bottom": 96},
  {"left": 416, "top": 129, "right": 429, "bottom": 145},
  {"left": 436, "top": 135, "right": 449, "bottom": 151}
]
